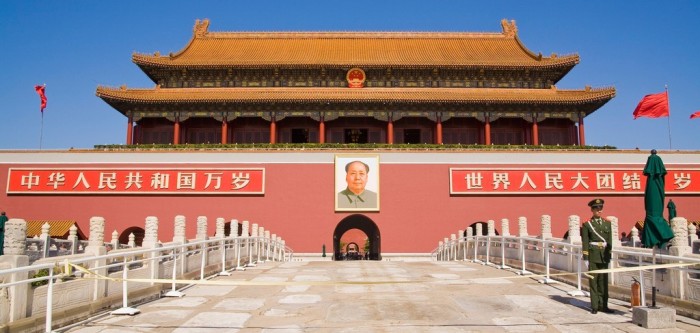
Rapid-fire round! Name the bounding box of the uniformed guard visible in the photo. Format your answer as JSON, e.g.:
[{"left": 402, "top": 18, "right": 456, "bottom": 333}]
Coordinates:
[{"left": 582, "top": 198, "right": 614, "bottom": 314}]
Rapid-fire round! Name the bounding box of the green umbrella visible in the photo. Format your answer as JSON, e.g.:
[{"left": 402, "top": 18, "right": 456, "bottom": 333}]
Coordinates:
[
  {"left": 641, "top": 149, "right": 674, "bottom": 249},
  {"left": 667, "top": 199, "right": 677, "bottom": 222}
]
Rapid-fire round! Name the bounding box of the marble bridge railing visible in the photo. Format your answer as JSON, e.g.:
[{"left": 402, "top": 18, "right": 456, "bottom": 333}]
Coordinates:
[
  {"left": 431, "top": 215, "right": 700, "bottom": 314},
  {"left": 0, "top": 215, "right": 292, "bottom": 333}
]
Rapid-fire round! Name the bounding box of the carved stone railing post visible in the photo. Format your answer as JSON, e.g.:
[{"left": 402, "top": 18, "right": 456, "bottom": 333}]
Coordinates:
[
  {"left": 670, "top": 217, "right": 691, "bottom": 299},
  {"left": 608, "top": 216, "right": 620, "bottom": 248},
  {"left": 173, "top": 215, "right": 186, "bottom": 244},
  {"left": 518, "top": 217, "right": 528, "bottom": 237},
  {"left": 111, "top": 230, "right": 119, "bottom": 250},
  {"left": 475, "top": 223, "right": 483, "bottom": 237},
  {"left": 688, "top": 224, "right": 698, "bottom": 245},
  {"left": 568, "top": 215, "right": 582, "bottom": 244},
  {"left": 142, "top": 216, "right": 159, "bottom": 248},
  {"left": 40, "top": 222, "right": 51, "bottom": 258},
  {"left": 271, "top": 233, "right": 277, "bottom": 261},
  {"left": 487, "top": 220, "right": 495, "bottom": 237},
  {"left": 242, "top": 221, "right": 250, "bottom": 265},
  {"left": 230, "top": 219, "right": 239, "bottom": 237},
  {"left": 501, "top": 219, "right": 510, "bottom": 237},
  {"left": 196, "top": 216, "right": 208, "bottom": 241},
  {"left": 68, "top": 224, "right": 79, "bottom": 254},
  {"left": 142, "top": 216, "right": 161, "bottom": 282},
  {"left": 251, "top": 223, "right": 259, "bottom": 264},
  {"left": 215, "top": 217, "right": 225, "bottom": 238},
  {"left": 540, "top": 215, "right": 552, "bottom": 240},
  {"left": 128, "top": 233, "right": 136, "bottom": 248},
  {"left": 0, "top": 219, "right": 29, "bottom": 323},
  {"left": 258, "top": 226, "right": 266, "bottom": 262},
  {"left": 457, "top": 229, "right": 464, "bottom": 260},
  {"left": 264, "top": 230, "right": 271, "bottom": 261},
  {"left": 630, "top": 226, "right": 641, "bottom": 246},
  {"left": 450, "top": 234, "right": 457, "bottom": 260},
  {"left": 86, "top": 217, "right": 107, "bottom": 301}
]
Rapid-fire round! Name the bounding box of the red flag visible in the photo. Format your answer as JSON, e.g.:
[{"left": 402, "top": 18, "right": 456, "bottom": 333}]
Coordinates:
[
  {"left": 691, "top": 111, "right": 700, "bottom": 119},
  {"left": 633, "top": 92, "right": 669, "bottom": 119},
  {"left": 34, "top": 85, "right": 47, "bottom": 113}
]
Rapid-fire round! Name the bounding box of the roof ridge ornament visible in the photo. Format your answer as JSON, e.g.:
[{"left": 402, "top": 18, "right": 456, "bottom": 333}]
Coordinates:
[
  {"left": 194, "top": 19, "right": 210, "bottom": 38},
  {"left": 500, "top": 19, "right": 517, "bottom": 38}
]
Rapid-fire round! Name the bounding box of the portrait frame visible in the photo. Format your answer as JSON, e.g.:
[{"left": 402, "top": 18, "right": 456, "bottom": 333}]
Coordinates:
[{"left": 334, "top": 154, "right": 380, "bottom": 212}]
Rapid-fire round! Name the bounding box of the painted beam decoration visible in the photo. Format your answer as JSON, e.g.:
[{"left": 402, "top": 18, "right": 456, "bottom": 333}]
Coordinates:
[
  {"left": 6, "top": 168, "right": 265, "bottom": 195},
  {"left": 450, "top": 168, "right": 700, "bottom": 195}
]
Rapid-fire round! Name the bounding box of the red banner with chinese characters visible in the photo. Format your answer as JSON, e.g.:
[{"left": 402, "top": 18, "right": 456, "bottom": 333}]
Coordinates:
[
  {"left": 450, "top": 168, "right": 700, "bottom": 195},
  {"left": 7, "top": 168, "right": 265, "bottom": 195}
]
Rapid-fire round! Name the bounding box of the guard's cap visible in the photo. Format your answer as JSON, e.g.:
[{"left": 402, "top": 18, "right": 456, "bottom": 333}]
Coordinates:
[{"left": 588, "top": 198, "right": 604, "bottom": 209}]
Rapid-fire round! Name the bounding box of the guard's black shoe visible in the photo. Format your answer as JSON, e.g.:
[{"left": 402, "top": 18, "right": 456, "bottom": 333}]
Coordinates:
[
  {"left": 601, "top": 308, "right": 614, "bottom": 313},
  {"left": 591, "top": 309, "right": 598, "bottom": 314}
]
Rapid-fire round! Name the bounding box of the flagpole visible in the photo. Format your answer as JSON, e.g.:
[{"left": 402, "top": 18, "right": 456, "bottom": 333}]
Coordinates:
[
  {"left": 40, "top": 112, "right": 44, "bottom": 150},
  {"left": 665, "top": 85, "right": 672, "bottom": 150}
]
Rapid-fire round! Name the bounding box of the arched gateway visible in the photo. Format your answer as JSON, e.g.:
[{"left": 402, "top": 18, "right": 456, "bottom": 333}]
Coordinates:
[{"left": 333, "top": 214, "right": 381, "bottom": 260}]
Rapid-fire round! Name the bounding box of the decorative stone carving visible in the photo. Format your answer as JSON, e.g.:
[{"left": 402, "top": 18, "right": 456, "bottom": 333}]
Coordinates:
[
  {"left": 540, "top": 215, "right": 552, "bottom": 239},
  {"left": 608, "top": 216, "right": 620, "bottom": 247},
  {"left": 88, "top": 217, "right": 105, "bottom": 247},
  {"left": 475, "top": 223, "right": 483, "bottom": 237},
  {"left": 4, "top": 219, "right": 27, "bottom": 255},
  {"left": 568, "top": 215, "right": 581, "bottom": 244},
  {"left": 501, "top": 219, "right": 510, "bottom": 237},
  {"left": 671, "top": 217, "right": 688, "bottom": 248},
  {"left": 230, "top": 219, "right": 239, "bottom": 237},
  {"left": 487, "top": 220, "right": 495, "bottom": 236},
  {"left": 215, "top": 217, "right": 225, "bottom": 238},
  {"left": 196, "top": 216, "right": 208, "bottom": 240},
  {"left": 174, "top": 215, "right": 186, "bottom": 243},
  {"left": 630, "top": 226, "right": 641, "bottom": 244},
  {"left": 688, "top": 224, "right": 698, "bottom": 244},
  {"left": 143, "top": 216, "right": 159, "bottom": 247},
  {"left": 242, "top": 221, "right": 250, "bottom": 237},
  {"left": 518, "top": 217, "right": 528, "bottom": 237},
  {"left": 466, "top": 228, "right": 473, "bottom": 237}
]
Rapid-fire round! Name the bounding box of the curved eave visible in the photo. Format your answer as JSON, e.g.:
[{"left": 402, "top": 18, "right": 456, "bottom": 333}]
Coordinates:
[{"left": 97, "top": 86, "right": 615, "bottom": 109}]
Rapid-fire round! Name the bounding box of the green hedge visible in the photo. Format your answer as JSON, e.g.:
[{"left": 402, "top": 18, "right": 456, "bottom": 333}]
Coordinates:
[{"left": 93, "top": 143, "right": 617, "bottom": 151}]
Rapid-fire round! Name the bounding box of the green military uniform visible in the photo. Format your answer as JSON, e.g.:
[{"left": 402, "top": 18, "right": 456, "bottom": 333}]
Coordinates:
[
  {"left": 581, "top": 199, "right": 613, "bottom": 314},
  {"left": 337, "top": 188, "right": 378, "bottom": 209},
  {"left": 0, "top": 212, "right": 7, "bottom": 255}
]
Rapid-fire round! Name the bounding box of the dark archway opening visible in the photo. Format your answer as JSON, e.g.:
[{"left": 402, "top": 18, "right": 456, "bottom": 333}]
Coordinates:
[{"left": 333, "top": 214, "right": 381, "bottom": 260}]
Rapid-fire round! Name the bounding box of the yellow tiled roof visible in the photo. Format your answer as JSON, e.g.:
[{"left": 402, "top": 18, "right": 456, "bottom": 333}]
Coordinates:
[
  {"left": 132, "top": 20, "right": 578, "bottom": 69},
  {"left": 96, "top": 86, "right": 615, "bottom": 105},
  {"left": 26, "top": 220, "right": 86, "bottom": 239}
]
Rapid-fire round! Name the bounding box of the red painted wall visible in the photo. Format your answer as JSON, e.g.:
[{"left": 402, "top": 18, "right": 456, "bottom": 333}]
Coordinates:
[{"left": 2, "top": 158, "right": 698, "bottom": 253}]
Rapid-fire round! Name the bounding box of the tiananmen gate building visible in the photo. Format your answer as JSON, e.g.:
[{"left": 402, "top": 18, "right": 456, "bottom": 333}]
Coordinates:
[{"left": 2, "top": 20, "right": 699, "bottom": 259}]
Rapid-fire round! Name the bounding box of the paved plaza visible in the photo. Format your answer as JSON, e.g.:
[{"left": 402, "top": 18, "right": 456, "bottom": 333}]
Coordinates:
[{"left": 61, "top": 260, "right": 699, "bottom": 332}]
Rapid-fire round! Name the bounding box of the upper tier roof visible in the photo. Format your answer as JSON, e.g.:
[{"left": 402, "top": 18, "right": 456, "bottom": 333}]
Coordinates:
[{"left": 132, "top": 19, "right": 579, "bottom": 70}]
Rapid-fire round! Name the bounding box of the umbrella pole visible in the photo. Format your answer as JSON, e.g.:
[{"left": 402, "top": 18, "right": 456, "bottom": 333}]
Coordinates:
[{"left": 651, "top": 247, "right": 657, "bottom": 308}]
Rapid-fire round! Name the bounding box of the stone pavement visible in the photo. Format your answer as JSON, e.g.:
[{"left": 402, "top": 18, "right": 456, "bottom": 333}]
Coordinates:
[{"left": 60, "top": 260, "right": 700, "bottom": 332}]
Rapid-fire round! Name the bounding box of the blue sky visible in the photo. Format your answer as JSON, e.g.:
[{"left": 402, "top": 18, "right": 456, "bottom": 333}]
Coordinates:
[{"left": 1, "top": 1, "right": 699, "bottom": 150}]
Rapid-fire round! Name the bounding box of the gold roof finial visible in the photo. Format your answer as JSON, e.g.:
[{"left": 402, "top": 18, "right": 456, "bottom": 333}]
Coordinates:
[
  {"left": 194, "top": 19, "right": 210, "bottom": 38},
  {"left": 500, "top": 19, "right": 518, "bottom": 38}
]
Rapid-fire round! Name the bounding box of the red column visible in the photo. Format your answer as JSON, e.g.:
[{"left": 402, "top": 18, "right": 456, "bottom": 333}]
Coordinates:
[
  {"left": 319, "top": 117, "right": 325, "bottom": 143},
  {"left": 221, "top": 117, "right": 228, "bottom": 144},
  {"left": 578, "top": 115, "right": 586, "bottom": 146},
  {"left": 126, "top": 115, "right": 133, "bottom": 145},
  {"left": 436, "top": 115, "right": 443, "bottom": 144},
  {"left": 387, "top": 119, "right": 394, "bottom": 144},
  {"left": 270, "top": 116, "right": 276, "bottom": 144},
  {"left": 173, "top": 117, "right": 180, "bottom": 145},
  {"left": 484, "top": 115, "right": 491, "bottom": 145},
  {"left": 532, "top": 115, "right": 539, "bottom": 146}
]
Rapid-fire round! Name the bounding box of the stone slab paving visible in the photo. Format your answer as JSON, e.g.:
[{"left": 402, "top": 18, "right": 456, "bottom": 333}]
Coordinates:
[{"left": 62, "top": 260, "right": 700, "bottom": 332}]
